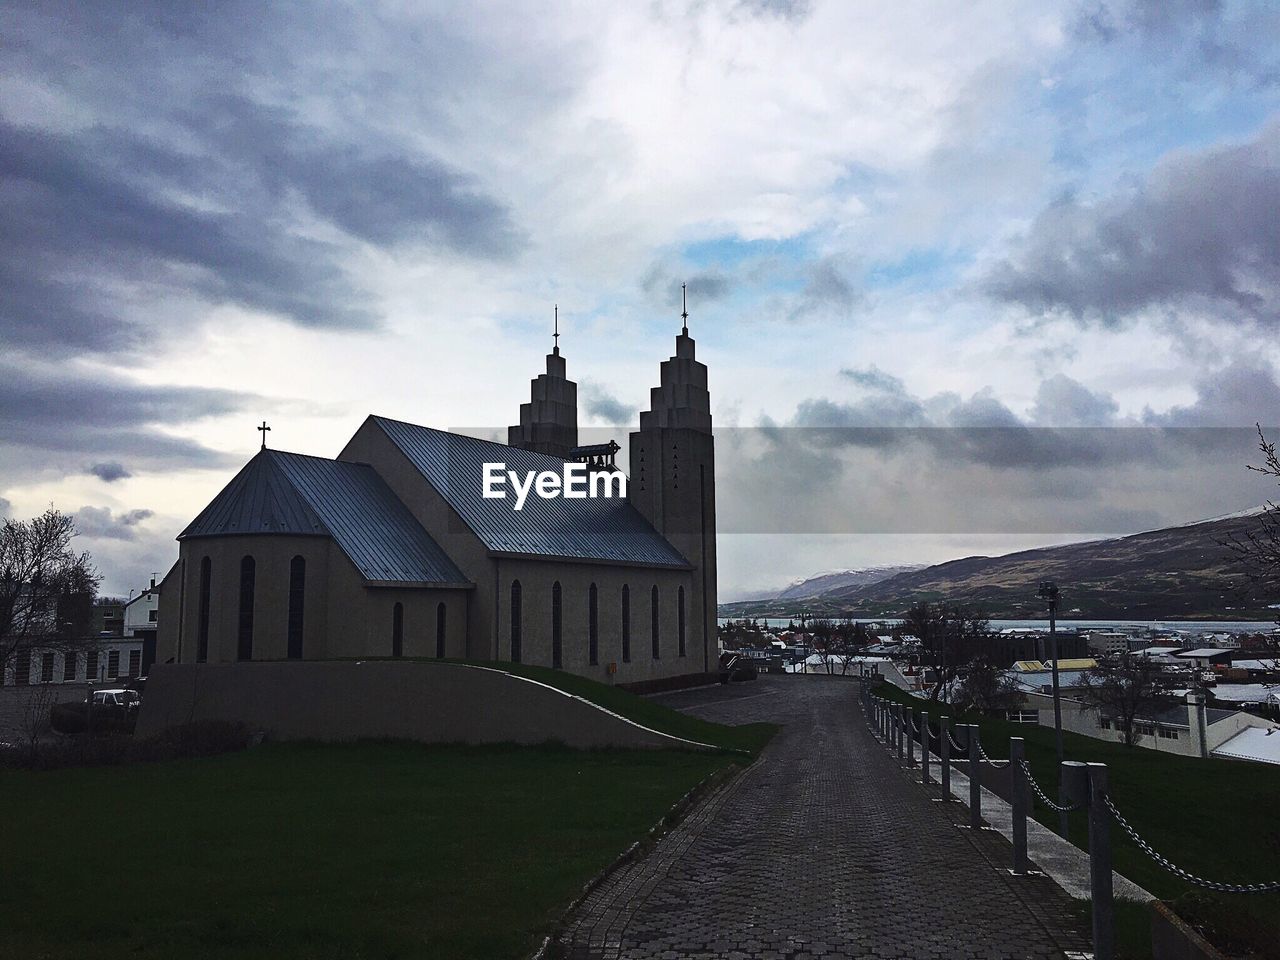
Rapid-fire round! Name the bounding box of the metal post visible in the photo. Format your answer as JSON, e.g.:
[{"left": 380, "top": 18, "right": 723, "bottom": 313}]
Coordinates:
[
  {"left": 896, "top": 705, "right": 905, "bottom": 759},
  {"left": 939, "top": 715, "right": 951, "bottom": 800},
  {"left": 1010, "top": 737, "right": 1028, "bottom": 874},
  {"left": 920, "top": 710, "right": 930, "bottom": 783},
  {"left": 1087, "top": 763, "right": 1114, "bottom": 960},
  {"left": 906, "top": 708, "right": 916, "bottom": 766},
  {"left": 967, "top": 724, "right": 982, "bottom": 828}
]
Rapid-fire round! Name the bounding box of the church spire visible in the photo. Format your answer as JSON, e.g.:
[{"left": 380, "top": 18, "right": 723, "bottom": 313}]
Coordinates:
[
  {"left": 681, "top": 282, "right": 689, "bottom": 336},
  {"left": 508, "top": 304, "right": 578, "bottom": 458},
  {"left": 553, "top": 303, "right": 560, "bottom": 356}
]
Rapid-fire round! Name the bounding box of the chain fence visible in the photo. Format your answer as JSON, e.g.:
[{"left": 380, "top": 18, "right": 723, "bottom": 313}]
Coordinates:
[
  {"left": 1017, "top": 759, "right": 1082, "bottom": 814},
  {"left": 1103, "top": 794, "right": 1280, "bottom": 894}
]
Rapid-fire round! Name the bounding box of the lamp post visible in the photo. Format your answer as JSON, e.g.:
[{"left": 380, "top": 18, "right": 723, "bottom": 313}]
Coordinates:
[{"left": 1038, "top": 581, "right": 1068, "bottom": 836}]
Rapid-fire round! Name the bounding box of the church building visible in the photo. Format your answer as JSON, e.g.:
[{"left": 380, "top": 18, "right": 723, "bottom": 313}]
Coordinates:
[{"left": 155, "top": 312, "right": 717, "bottom": 690}]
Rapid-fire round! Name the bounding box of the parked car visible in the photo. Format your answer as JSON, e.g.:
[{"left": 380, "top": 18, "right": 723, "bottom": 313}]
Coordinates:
[
  {"left": 49, "top": 688, "right": 141, "bottom": 735},
  {"left": 718, "top": 653, "right": 758, "bottom": 684}
]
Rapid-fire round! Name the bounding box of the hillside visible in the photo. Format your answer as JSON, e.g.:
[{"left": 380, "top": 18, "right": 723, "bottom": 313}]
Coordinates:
[{"left": 719, "top": 512, "right": 1278, "bottom": 620}]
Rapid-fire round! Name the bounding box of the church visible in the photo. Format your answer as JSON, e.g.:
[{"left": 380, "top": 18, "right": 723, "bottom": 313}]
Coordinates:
[{"left": 155, "top": 312, "right": 717, "bottom": 691}]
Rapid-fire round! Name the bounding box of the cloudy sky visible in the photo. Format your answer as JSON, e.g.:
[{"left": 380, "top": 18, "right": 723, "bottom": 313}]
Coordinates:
[{"left": 4, "top": 0, "right": 1280, "bottom": 599}]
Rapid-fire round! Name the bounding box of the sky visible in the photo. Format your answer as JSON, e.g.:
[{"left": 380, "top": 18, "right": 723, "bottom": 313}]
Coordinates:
[{"left": 4, "top": 0, "right": 1280, "bottom": 600}]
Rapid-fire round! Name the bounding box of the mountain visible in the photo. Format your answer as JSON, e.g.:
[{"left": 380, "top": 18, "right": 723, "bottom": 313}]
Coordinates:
[
  {"left": 718, "top": 511, "right": 1278, "bottom": 620},
  {"left": 773, "top": 566, "right": 925, "bottom": 600}
]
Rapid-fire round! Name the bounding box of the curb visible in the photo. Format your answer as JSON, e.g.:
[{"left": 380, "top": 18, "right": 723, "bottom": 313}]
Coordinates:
[{"left": 529, "top": 754, "right": 759, "bottom": 960}]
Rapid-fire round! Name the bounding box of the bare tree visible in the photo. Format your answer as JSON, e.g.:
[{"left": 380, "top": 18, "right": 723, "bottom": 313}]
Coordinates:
[
  {"left": 953, "top": 656, "right": 1024, "bottom": 715},
  {"left": 904, "top": 601, "right": 991, "bottom": 703},
  {"left": 1075, "top": 653, "right": 1174, "bottom": 747},
  {"left": 1, "top": 509, "right": 100, "bottom": 683},
  {"left": 1222, "top": 426, "right": 1280, "bottom": 657}
]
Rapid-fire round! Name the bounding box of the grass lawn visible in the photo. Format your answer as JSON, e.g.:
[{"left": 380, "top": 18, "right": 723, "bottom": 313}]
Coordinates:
[
  {"left": 0, "top": 741, "right": 748, "bottom": 960},
  {"left": 361, "top": 657, "right": 779, "bottom": 756},
  {"left": 873, "top": 681, "right": 1280, "bottom": 960}
]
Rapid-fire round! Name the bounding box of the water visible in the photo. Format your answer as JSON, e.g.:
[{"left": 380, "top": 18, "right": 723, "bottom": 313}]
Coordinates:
[{"left": 719, "top": 616, "right": 1278, "bottom": 633}]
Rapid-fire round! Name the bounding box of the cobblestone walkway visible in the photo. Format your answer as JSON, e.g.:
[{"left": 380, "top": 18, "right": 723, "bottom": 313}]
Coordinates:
[{"left": 558, "top": 677, "right": 1091, "bottom": 960}]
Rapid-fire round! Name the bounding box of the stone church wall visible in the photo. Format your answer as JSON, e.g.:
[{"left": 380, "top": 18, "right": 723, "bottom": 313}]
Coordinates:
[{"left": 135, "top": 660, "right": 718, "bottom": 751}]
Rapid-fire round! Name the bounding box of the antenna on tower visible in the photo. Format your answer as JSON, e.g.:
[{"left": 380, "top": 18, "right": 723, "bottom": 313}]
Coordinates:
[
  {"left": 681, "top": 282, "right": 689, "bottom": 336},
  {"left": 553, "top": 303, "right": 560, "bottom": 354}
]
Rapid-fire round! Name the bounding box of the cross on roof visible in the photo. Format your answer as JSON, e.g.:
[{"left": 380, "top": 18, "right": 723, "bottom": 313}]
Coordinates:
[
  {"left": 681, "top": 282, "right": 689, "bottom": 335},
  {"left": 553, "top": 303, "right": 559, "bottom": 353},
  {"left": 257, "top": 420, "right": 271, "bottom": 450}
]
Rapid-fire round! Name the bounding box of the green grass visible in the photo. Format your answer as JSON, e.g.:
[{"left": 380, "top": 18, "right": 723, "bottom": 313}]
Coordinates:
[
  {"left": 0, "top": 741, "right": 739, "bottom": 960},
  {"left": 874, "top": 681, "right": 1280, "bottom": 959},
  {"left": 357, "top": 657, "right": 779, "bottom": 756}
]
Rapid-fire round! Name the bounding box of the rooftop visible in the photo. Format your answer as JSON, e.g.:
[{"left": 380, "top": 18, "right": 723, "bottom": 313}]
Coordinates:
[{"left": 180, "top": 450, "right": 470, "bottom": 587}]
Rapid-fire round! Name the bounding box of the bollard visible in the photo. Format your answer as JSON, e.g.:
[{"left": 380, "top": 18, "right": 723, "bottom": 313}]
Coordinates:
[
  {"left": 967, "top": 724, "right": 982, "bottom": 828},
  {"left": 906, "top": 709, "right": 916, "bottom": 766},
  {"left": 1087, "top": 763, "right": 1114, "bottom": 960},
  {"left": 939, "top": 716, "right": 951, "bottom": 800},
  {"left": 920, "top": 711, "right": 931, "bottom": 784},
  {"left": 896, "top": 705, "right": 905, "bottom": 759},
  {"left": 1010, "top": 737, "right": 1028, "bottom": 874}
]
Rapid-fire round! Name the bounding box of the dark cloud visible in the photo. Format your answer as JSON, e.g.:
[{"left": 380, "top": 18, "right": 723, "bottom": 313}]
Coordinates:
[
  {"left": 0, "top": 358, "right": 249, "bottom": 484},
  {"left": 1143, "top": 360, "right": 1280, "bottom": 427},
  {"left": 642, "top": 265, "right": 735, "bottom": 310},
  {"left": 580, "top": 381, "right": 638, "bottom": 425},
  {"left": 74, "top": 506, "right": 155, "bottom": 541},
  {"left": 839, "top": 366, "right": 907, "bottom": 393},
  {"left": 985, "top": 124, "right": 1280, "bottom": 326},
  {"left": 735, "top": 0, "right": 813, "bottom": 22},
  {"left": 1, "top": 8, "right": 523, "bottom": 361},
  {"left": 1031, "top": 374, "right": 1119, "bottom": 427},
  {"left": 87, "top": 462, "right": 132, "bottom": 483}
]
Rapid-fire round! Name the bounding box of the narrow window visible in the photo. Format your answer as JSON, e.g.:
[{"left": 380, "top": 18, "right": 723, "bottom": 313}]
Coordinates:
[
  {"left": 86, "top": 650, "right": 98, "bottom": 682},
  {"left": 551, "top": 581, "right": 563, "bottom": 669},
  {"left": 41, "top": 652, "right": 54, "bottom": 683},
  {"left": 651, "top": 585, "right": 660, "bottom": 660},
  {"left": 510, "top": 580, "right": 522, "bottom": 663},
  {"left": 621, "top": 585, "right": 631, "bottom": 663},
  {"left": 63, "top": 651, "right": 77, "bottom": 681},
  {"left": 678, "top": 586, "right": 686, "bottom": 657},
  {"left": 436, "top": 603, "right": 446, "bottom": 658},
  {"left": 588, "top": 583, "right": 599, "bottom": 666},
  {"left": 237, "top": 556, "right": 255, "bottom": 661},
  {"left": 107, "top": 650, "right": 120, "bottom": 678},
  {"left": 197, "top": 556, "right": 211, "bottom": 662},
  {"left": 14, "top": 651, "right": 30, "bottom": 685},
  {"left": 128, "top": 650, "right": 140, "bottom": 677},
  {"left": 392, "top": 602, "right": 404, "bottom": 657},
  {"left": 287, "top": 556, "right": 305, "bottom": 659}
]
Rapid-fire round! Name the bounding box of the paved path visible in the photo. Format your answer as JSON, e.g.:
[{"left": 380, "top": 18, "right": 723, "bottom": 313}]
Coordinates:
[{"left": 559, "top": 676, "right": 1090, "bottom": 960}]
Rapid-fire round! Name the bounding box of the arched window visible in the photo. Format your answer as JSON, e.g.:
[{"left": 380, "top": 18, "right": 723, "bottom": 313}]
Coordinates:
[
  {"left": 197, "top": 556, "right": 211, "bottom": 663},
  {"left": 510, "top": 580, "right": 523, "bottom": 663},
  {"left": 392, "top": 602, "right": 404, "bottom": 657},
  {"left": 621, "top": 584, "right": 631, "bottom": 663},
  {"left": 287, "top": 556, "right": 305, "bottom": 659},
  {"left": 678, "top": 585, "right": 687, "bottom": 658},
  {"left": 588, "top": 583, "right": 599, "bottom": 666},
  {"left": 237, "top": 556, "right": 255, "bottom": 661},
  {"left": 651, "top": 585, "right": 660, "bottom": 660},
  {"left": 436, "top": 602, "right": 446, "bottom": 659},
  {"left": 551, "top": 581, "right": 563, "bottom": 669}
]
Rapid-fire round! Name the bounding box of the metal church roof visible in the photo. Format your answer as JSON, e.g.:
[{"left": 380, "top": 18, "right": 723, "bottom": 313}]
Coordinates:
[
  {"left": 369, "top": 416, "right": 690, "bottom": 568},
  {"left": 179, "top": 449, "right": 470, "bottom": 587}
]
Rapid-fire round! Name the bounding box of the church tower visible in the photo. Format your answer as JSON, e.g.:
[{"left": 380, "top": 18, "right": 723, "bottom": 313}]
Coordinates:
[
  {"left": 629, "top": 285, "right": 718, "bottom": 674},
  {"left": 508, "top": 306, "right": 578, "bottom": 459}
]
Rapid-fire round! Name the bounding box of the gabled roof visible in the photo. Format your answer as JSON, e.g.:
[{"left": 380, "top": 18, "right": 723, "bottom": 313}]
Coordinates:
[
  {"left": 179, "top": 450, "right": 470, "bottom": 587},
  {"left": 368, "top": 416, "right": 689, "bottom": 569}
]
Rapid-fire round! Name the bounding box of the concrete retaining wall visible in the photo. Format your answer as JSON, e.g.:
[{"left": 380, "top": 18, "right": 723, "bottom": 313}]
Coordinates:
[{"left": 135, "top": 660, "right": 717, "bottom": 751}]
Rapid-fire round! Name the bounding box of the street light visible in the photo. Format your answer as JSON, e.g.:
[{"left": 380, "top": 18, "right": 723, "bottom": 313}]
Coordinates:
[{"left": 1038, "top": 581, "right": 1068, "bottom": 836}]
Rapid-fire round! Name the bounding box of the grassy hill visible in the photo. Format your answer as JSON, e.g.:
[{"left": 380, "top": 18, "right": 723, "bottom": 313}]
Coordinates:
[{"left": 720, "top": 512, "right": 1278, "bottom": 620}]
